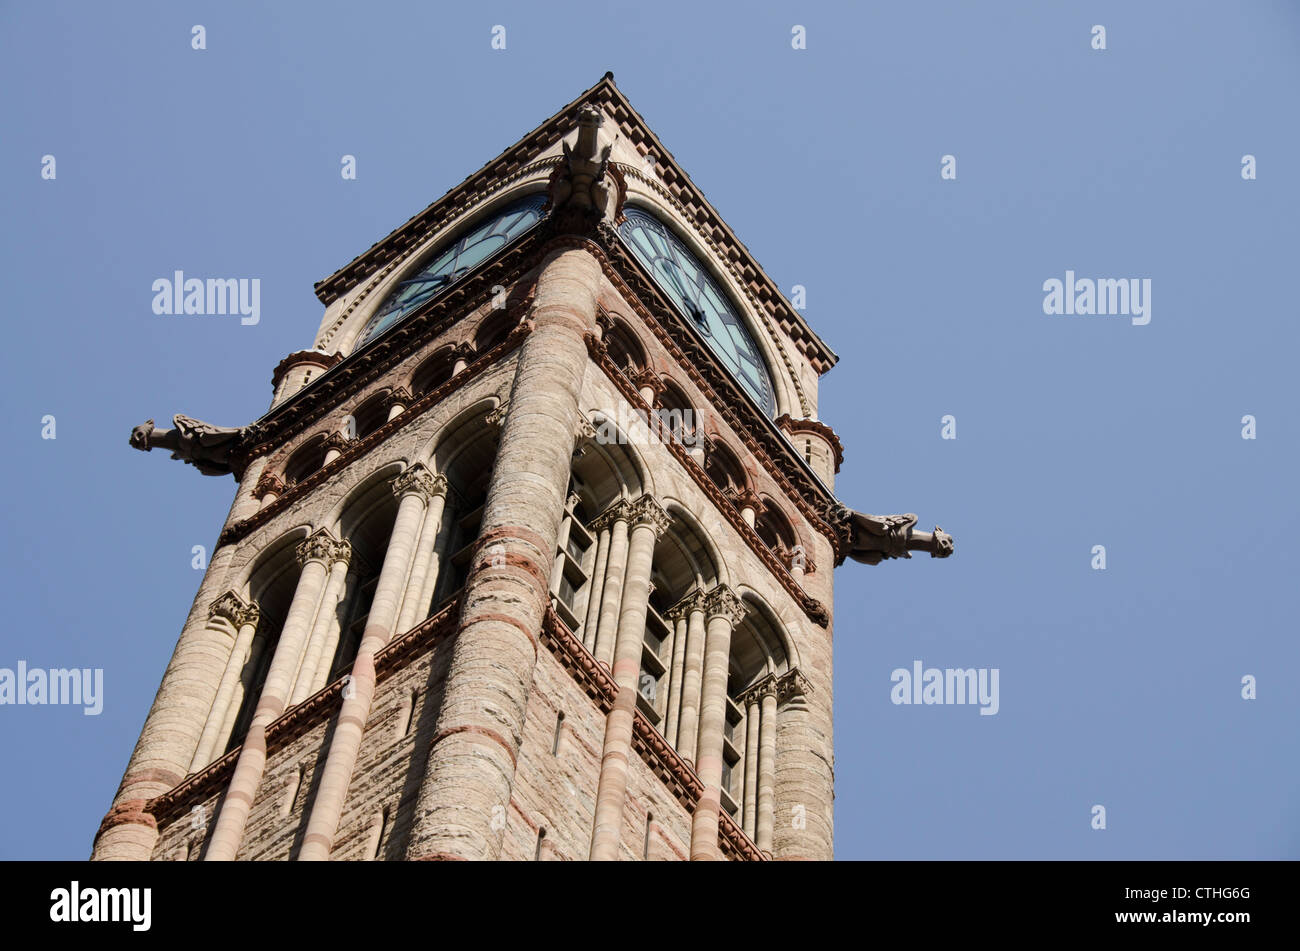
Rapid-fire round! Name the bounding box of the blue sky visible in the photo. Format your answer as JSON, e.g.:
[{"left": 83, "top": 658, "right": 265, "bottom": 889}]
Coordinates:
[{"left": 1, "top": 0, "right": 1296, "bottom": 860}]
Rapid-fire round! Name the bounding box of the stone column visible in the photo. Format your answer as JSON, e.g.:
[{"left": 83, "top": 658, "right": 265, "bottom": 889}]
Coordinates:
[
  {"left": 189, "top": 594, "right": 260, "bottom": 772},
  {"left": 204, "top": 529, "right": 341, "bottom": 860},
  {"left": 403, "top": 240, "right": 601, "bottom": 862},
  {"left": 590, "top": 500, "right": 631, "bottom": 667},
  {"left": 589, "top": 496, "right": 670, "bottom": 860},
  {"left": 580, "top": 525, "right": 611, "bottom": 652},
  {"left": 674, "top": 593, "right": 708, "bottom": 765},
  {"left": 289, "top": 543, "right": 353, "bottom": 706},
  {"left": 297, "top": 464, "right": 440, "bottom": 860},
  {"left": 689, "top": 586, "right": 746, "bottom": 861},
  {"left": 662, "top": 600, "right": 690, "bottom": 747},
  {"left": 771, "top": 667, "right": 832, "bottom": 860},
  {"left": 387, "top": 386, "right": 411, "bottom": 421},
  {"left": 756, "top": 682, "right": 779, "bottom": 852},
  {"left": 742, "top": 694, "right": 761, "bottom": 840},
  {"left": 217, "top": 626, "right": 269, "bottom": 754},
  {"left": 91, "top": 469, "right": 256, "bottom": 860},
  {"left": 394, "top": 475, "right": 449, "bottom": 635}
]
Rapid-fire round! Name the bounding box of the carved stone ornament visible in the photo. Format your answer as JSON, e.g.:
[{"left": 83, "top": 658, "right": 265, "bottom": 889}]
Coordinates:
[
  {"left": 703, "top": 585, "right": 747, "bottom": 626},
  {"left": 825, "top": 502, "right": 954, "bottom": 566},
  {"left": 392, "top": 464, "right": 445, "bottom": 501},
  {"left": 544, "top": 103, "right": 624, "bottom": 235},
  {"left": 208, "top": 591, "right": 260, "bottom": 629},
  {"left": 589, "top": 498, "right": 632, "bottom": 532},
  {"left": 128, "top": 414, "right": 249, "bottom": 477},
  {"left": 296, "top": 529, "right": 350, "bottom": 567},
  {"left": 628, "top": 495, "right": 672, "bottom": 537}
]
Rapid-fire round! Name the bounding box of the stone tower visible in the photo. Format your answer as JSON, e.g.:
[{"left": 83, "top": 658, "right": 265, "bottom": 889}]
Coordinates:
[{"left": 95, "top": 75, "right": 945, "bottom": 862}]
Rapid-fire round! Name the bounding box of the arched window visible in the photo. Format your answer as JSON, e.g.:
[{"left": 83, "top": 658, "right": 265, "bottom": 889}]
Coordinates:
[
  {"left": 473, "top": 310, "right": 515, "bottom": 353},
  {"left": 604, "top": 321, "right": 648, "bottom": 379},
  {"left": 704, "top": 439, "right": 747, "bottom": 499},
  {"left": 355, "top": 194, "right": 546, "bottom": 349},
  {"left": 618, "top": 208, "right": 776, "bottom": 416},
  {"left": 410, "top": 347, "right": 457, "bottom": 398},
  {"left": 348, "top": 392, "right": 390, "bottom": 442},
  {"left": 283, "top": 437, "right": 327, "bottom": 486}
]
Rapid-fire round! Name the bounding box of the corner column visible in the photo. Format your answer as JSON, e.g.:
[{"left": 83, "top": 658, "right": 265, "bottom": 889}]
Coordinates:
[
  {"left": 289, "top": 541, "right": 353, "bottom": 706},
  {"left": 590, "top": 500, "right": 631, "bottom": 667},
  {"left": 403, "top": 240, "right": 602, "bottom": 861}
]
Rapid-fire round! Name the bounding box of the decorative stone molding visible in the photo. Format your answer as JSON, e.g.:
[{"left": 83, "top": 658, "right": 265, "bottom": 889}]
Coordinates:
[
  {"left": 703, "top": 585, "right": 746, "bottom": 626},
  {"left": 392, "top": 464, "right": 445, "bottom": 502},
  {"left": 321, "top": 430, "right": 351, "bottom": 454}
]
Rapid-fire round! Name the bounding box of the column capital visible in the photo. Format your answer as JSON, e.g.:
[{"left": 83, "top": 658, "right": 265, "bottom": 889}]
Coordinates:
[
  {"left": 703, "top": 585, "right": 746, "bottom": 626},
  {"left": 208, "top": 591, "right": 260, "bottom": 629},
  {"left": 627, "top": 495, "right": 671, "bottom": 538},
  {"left": 392, "top": 464, "right": 445, "bottom": 501},
  {"left": 252, "top": 471, "right": 286, "bottom": 500},
  {"left": 666, "top": 588, "right": 708, "bottom": 620},
  {"left": 484, "top": 397, "right": 510, "bottom": 429},
  {"left": 297, "top": 528, "right": 350, "bottom": 567},
  {"left": 589, "top": 498, "right": 632, "bottom": 531},
  {"left": 737, "top": 673, "right": 779, "bottom": 707},
  {"left": 776, "top": 667, "right": 812, "bottom": 703}
]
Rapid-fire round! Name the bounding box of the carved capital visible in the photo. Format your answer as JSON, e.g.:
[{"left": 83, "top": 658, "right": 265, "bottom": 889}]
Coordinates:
[
  {"left": 297, "top": 528, "right": 347, "bottom": 567},
  {"left": 703, "top": 585, "right": 746, "bottom": 626},
  {"left": 485, "top": 398, "right": 510, "bottom": 429},
  {"left": 627, "top": 495, "right": 671, "bottom": 537},
  {"left": 737, "top": 673, "right": 779, "bottom": 706},
  {"left": 252, "top": 472, "right": 286, "bottom": 500},
  {"left": 208, "top": 591, "right": 260, "bottom": 629},
  {"left": 589, "top": 498, "right": 632, "bottom": 532},
  {"left": 776, "top": 667, "right": 812, "bottom": 704},
  {"left": 387, "top": 385, "right": 413, "bottom": 408},
  {"left": 573, "top": 418, "right": 597, "bottom": 457},
  {"left": 321, "top": 430, "right": 351, "bottom": 454},
  {"left": 392, "top": 464, "right": 443, "bottom": 501},
  {"left": 735, "top": 488, "right": 763, "bottom": 514}
]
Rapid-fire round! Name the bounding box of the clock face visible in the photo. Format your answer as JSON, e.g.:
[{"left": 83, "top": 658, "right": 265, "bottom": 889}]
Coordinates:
[
  {"left": 356, "top": 194, "right": 546, "bottom": 348},
  {"left": 618, "top": 208, "right": 776, "bottom": 416}
]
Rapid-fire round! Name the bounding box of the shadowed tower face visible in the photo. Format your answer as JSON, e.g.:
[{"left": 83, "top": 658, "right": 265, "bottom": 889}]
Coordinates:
[{"left": 97, "top": 76, "right": 855, "bottom": 862}]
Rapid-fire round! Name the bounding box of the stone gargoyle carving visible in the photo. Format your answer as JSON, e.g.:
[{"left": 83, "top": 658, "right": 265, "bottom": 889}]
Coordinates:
[
  {"left": 547, "top": 103, "right": 620, "bottom": 229},
  {"left": 826, "top": 503, "right": 954, "bottom": 565},
  {"left": 128, "top": 415, "right": 248, "bottom": 476}
]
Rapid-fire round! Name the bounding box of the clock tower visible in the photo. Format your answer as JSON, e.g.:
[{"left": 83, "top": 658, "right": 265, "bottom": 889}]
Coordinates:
[{"left": 94, "top": 74, "right": 949, "bottom": 861}]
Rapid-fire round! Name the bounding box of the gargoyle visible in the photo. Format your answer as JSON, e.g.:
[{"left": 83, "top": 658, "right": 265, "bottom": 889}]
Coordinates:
[
  {"left": 826, "top": 503, "right": 954, "bottom": 565},
  {"left": 547, "top": 103, "right": 619, "bottom": 228},
  {"left": 128, "top": 414, "right": 248, "bottom": 476}
]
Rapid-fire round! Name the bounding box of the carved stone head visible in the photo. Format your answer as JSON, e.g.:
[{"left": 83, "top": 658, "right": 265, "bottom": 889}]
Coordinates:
[{"left": 129, "top": 419, "right": 155, "bottom": 451}]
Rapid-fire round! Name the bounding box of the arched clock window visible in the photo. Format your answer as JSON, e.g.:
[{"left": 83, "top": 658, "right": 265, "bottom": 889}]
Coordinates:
[
  {"left": 355, "top": 193, "right": 547, "bottom": 349},
  {"left": 618, "top": 208, "right": 776, "bottom": 416}
]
